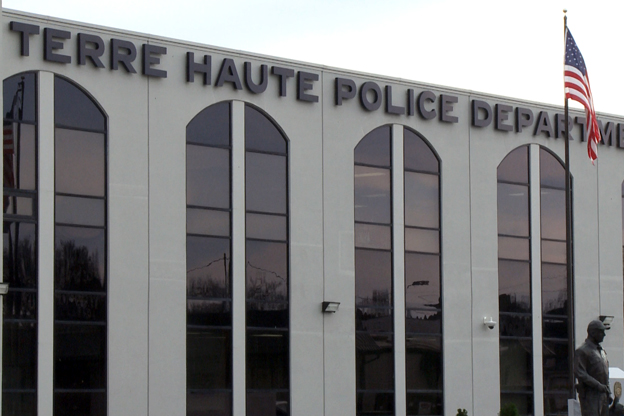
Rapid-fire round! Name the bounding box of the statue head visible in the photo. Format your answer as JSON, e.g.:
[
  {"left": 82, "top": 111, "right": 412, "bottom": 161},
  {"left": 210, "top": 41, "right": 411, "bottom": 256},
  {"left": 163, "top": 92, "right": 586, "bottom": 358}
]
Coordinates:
[{"left": 587, "top": 319, "right": 607, "bottom": 344}]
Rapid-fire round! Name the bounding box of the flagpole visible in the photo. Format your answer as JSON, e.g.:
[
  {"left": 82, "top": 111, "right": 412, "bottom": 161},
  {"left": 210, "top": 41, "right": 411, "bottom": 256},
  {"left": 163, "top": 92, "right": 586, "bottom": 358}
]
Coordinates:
[{"left": 563, "top": 8, "right": 576, "bottom": 401}]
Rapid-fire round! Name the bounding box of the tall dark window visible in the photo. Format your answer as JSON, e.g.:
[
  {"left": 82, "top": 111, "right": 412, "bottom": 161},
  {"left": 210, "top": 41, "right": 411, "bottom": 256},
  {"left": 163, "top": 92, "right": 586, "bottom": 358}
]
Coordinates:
[
  {"left": 354, "top": 126, "right": 394, "bottom": 416},
  {"left": 540, "top": 148, "right": 572, "bottom": 416},
  {"left": 404, "top": 128, "right": 442, "bottom": 416},
  {"left": 497, "top": 146, "right": 533, "bottom": 415},
  {"left": 245, "top": 104, "right": 289, "bottom": 416},
  {"left": 186, "top": 102, "right": 232, "bottom": 416},
  {"left": 2, "top": 72, "right": 38, "bottom": 416},
  {"left": 53, "top": 76, "right": 107, "bottom": 416}
]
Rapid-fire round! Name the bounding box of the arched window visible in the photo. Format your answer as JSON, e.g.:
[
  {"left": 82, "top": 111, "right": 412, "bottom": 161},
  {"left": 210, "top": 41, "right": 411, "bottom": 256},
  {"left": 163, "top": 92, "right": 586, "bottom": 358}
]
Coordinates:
[
  {"left": 403, "top": 128, "right": 442, "bottom": 415},
  {"left": 2, "top": 72, "right": 38, "bottom": 416},
  {"left": 354, "top": 125, "right": 442, "bottom": 416},
  {"left": 497, "top": 146, "right": 533, "bottom": 414},
  {"left": 53, "top": 75, "right": 108, "bottom": 415},
  {"left": 186, "top": 102, "right": 232, "bottom": 416},
  {"left": 185, "top": 102, "right": 289, "bottom": 416},
  {"left": 497, "top": 145, "right": 572, "bottom": 416},
  {"left": 244, "top": 104, "right": 289, "bottom": 416},
  {"left": 355, "top": 126, "right": 394, "bottom": 416}
]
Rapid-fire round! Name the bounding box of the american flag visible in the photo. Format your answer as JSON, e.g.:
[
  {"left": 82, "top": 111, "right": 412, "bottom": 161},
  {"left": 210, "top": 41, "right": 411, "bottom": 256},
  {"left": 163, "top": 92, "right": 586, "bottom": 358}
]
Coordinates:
[{"left": 564, "top": 28, "right": 600, "bottom": 162}]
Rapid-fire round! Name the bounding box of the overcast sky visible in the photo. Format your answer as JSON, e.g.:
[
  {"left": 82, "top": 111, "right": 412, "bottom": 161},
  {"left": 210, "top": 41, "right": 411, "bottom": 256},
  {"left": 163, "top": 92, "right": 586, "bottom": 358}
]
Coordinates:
[{"left": 4, "top": 0, "right": 623, "bottom": 116}]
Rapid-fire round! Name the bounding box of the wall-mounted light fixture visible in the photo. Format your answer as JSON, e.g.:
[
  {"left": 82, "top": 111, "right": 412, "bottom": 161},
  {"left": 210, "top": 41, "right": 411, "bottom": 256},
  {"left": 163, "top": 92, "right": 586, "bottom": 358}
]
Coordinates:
[
  {"left": 0, "top": 283, "right": 9, "bottom": 295},
  {"left": 322, "top": 301, "right": 340, "bottom": 313},
  {"left": 599, "top": 315, "right": 614, "bottom": 330},
  {"left": 483, "top": 317, "right": 497, "bottom": 330}
]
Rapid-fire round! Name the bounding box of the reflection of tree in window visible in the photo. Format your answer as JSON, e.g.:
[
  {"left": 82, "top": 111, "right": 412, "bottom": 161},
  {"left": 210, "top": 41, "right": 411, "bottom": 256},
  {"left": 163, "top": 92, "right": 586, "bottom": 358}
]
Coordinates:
[
  {"left": 497, "top": 145, "right": 533, "bottom": 416},
  {"left": 404, "top": 127, "right": 442, "bottom": 416},
  {"left": 354, "top": 126, "right": 394, "bottom": 416},
  {"left": 53, "top": 75, "right": 107, "bottom": 416},
  {"left": 186, "top": 101, "right": 233, "bottom": 416},
  {"left": 244, "top": 104, "right": 289, "bottom": 416},
  {"left": 2, "top": 72, "right": 38, "bottom": 416}
]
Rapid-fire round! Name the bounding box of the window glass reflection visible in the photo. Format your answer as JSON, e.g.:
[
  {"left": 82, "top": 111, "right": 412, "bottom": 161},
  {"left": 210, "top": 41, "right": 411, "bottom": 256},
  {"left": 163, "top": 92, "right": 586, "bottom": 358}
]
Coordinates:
[
  {"left": 54, "top": 77, "right": 105, "bottom": 131},
  {"left": 497, "top": 183, "right": 529, "bottom": 237},
  {"left": 2, "top": 391, "right": 37, "bottom": 416},
  {"left": 405, "top": 393, "right": 442, "bottom": 416},
  {"left": 404, "top": 172, "right": 439, "bottom": 228},
  {"left": 355, "top": 223, "right": 391, "bottom": 250},
  {"left": 4, "top": 196, "right": 34, "bottom": 217},
  {"left": 245, "top": 105, "right": 286, "bottom": 154},
  {"left": 246, "top": 330, "right": 289, "bottom": 389},
  {"left": 55, "top": 226, "right": 105, "bottom": 291},
  {"left": 54, "top": 324, "right": 106, "bottom": 389},
  {"left": 247, "top": 302, "right": 288, "bottom": 329},
  {"left": 187, "top": 102, "right": 230, "bottom": 147},
  {"left": 540, "top": 188, "right": 566, "bottom": 240},
  {"left": 542, "top": 341, "right": 571, "bottom": 391},
  {"left": 55, "top": 129, "right": 105, "bottom": 197},
  {"left": 2, "top": 322, "right": 37, "bottom": 389},
  {"left": 187, "top": 208, "right": 230, "bottom": 237},
  {"left": 3, "top": 123, "right": 36, "bottom": 191},
  {"left": 187, "top": 328, "right": 232, "bottom": 389},
  {"left": 499, "top": 314, "right": 532, "bottom": 337},
  {"left": 498, "top": 236, "right": 529, "bottom": 261},
  {"left": 542, "top": 263, "right": 567, "bottom": 315},
  {"left": 498, "top": 147, "right": 528, "bottom": 184},
  {"left": 405, "top": 228, "right": 439, "bottom": 254},
  {"left": 356, "top": 333, "right": 394, "bottom": 390},
  {"left": 187, "top": 236, "right": 230, "bottom": 298},
  {"left": 541, "top": 240, "right": 566, "bottom": 264},
  {"left": 55, "top": 294, "right": 106, "bottom": 322},
  {"left": 247, "top": 391, "right": 289, "bottom": 416},
  {"left": 54, "top": 392, "right": 106, "bottom": 416},
  {"left": 540, "top": 149, "right": 565, "bottom": 189},
  {"left": 354, "top": 126, "right": 391, "bottom": 167},
  {"left": 355, "top": 249, "right": 392, "bottom": 307},
  {"left": 357, "top": 392, "right": 394, "bottom": 416},
  {"left": 246, "top": 153, "right": 286, "bottom": 214},
  {"left": 405, "top": 253, "right": 440, "bottom": 310},
  {"left": 56, "top": 196, "right": 105, "bottom": 227},
  {"left": 354, "top": 166, "right": 391, "bottom": 224},
  {"left": 498, "top": 260, "right": 531, "bottom": 313},
  {"left": 246, "top": 240, "right": 287, "bottom": 302},
  {"left": 405, "top": 309, "right": 441, "bottom": 334},
  {"left": 500, "top": 338, "right": 533, "bottom": 391},
  {"left": 246, "top": 213, "right": 287, "bottom": 241},
  {"left": 3, "top": 222, "right": 36, "bottom": 288},
  {"left": 188, "top": 391, "right": 231, "bottom": 416},
  {"left": 406, "top": 336, "right": 442, "bottom": 390},
  {"left": 3, "top": 73, "right": 36, "bottom": 123},
  {"left": 543, "top": 317, "right": 568, "bottom": 339},
  {"left": 356, "top": 308, "right": 392, "bottom": 332},
  {"left": 187, "top": 300, "right": 231, "bottom": 327},
  {"left": 187, "top": 145, "right": 230, "bottom": 209},
  {"left": 404, "top": 129, "right": 438, "bottom": 173}
]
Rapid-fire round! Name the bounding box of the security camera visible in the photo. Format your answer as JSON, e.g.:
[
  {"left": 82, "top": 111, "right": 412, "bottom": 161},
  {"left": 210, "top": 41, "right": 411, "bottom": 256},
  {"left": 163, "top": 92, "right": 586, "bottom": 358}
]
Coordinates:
[{"left": 483, "top": 317, "right": 497, "bottom": 330}]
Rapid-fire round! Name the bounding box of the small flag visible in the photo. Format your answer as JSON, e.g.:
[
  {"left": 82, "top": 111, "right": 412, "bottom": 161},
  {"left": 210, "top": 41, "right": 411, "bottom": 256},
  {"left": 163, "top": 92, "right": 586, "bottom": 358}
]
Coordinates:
[{"left": 564, "top": 28, "right": 600, "bottom": 162}]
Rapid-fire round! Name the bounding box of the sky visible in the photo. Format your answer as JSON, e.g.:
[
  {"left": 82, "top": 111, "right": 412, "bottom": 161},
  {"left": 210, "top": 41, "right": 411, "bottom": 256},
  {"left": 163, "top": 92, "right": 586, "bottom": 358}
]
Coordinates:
[{"left": 4, "top": 0, "right": 623, "bottom": 116}]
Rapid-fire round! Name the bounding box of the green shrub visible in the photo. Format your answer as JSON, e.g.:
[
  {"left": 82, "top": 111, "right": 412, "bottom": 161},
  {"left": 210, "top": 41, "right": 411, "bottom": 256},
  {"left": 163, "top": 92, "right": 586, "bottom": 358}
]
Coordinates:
[
  {"left": 500, "top": 403, "right": 520, "bottom": 416},
  {"left": 456, "top": 409, "right": 468, "bottom": 416}
]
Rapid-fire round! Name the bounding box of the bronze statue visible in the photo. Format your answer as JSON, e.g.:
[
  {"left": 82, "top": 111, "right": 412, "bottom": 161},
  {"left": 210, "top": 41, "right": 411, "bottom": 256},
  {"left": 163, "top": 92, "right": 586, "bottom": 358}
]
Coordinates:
[{"left": 575, "top": 320, "right": 611, "bottom": 416}]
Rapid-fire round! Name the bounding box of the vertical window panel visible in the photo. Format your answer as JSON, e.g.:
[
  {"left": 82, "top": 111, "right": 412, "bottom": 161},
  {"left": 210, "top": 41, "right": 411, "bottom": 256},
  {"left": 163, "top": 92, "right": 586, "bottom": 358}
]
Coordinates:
[
  {"left": 3, "top": 72, "right": 38, "bottom": 416},
  {"left": 355, "top": 126, "right": 394, "bottom": 416},
  {"left": 245, "top": 104, "right": 289, "bottom": 415},
  {"left": 54, "top": 75, "right": 107, "bottom": 416},
  {"left": 497, "top": 146, "right": 534, "bottom": 414},
  {"left": 404, "top": 128, "right": 442, "bottom": 416},
  {"left": 186, "top": 102, "right": 233, "bottom": 416}
]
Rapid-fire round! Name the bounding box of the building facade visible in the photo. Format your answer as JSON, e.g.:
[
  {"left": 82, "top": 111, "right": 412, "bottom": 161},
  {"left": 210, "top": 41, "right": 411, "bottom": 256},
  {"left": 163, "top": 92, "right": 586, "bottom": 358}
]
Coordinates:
[{"left": 1, "top": 6, "right": 624, "bottom": 416}]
